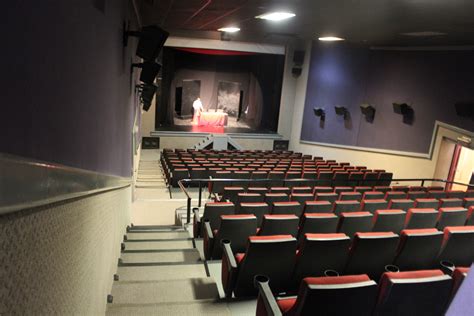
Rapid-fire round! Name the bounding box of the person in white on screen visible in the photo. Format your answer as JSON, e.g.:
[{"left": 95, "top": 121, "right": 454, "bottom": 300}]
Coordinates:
[{"left": 192, "top": 97, "right": 203, "bottom": 125}]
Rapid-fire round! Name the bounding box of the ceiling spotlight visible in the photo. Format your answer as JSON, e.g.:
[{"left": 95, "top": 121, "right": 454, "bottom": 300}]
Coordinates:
[
  {"left": 313, "top": 107, "right": 326, "bottom": 121},
  {"left": 360, "top": 104, "right": 376, "bottom": 122},
  {"left": 335, "top": 106, "right": 350, "bottom": 120},
  {"left": 256, "top": 12, "right": 296, "bottom": 21},
  {"left": 217, "top": 27, "right": 241, "bottom": 33},
  {"left": 318, "top": 36, "right": 345, "bottom": 42}
]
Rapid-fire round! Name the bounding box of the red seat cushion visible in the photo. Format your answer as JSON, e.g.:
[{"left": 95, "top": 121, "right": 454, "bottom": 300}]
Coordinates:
[
  {"left": 249, "top": 235, "right": 293, "bottom": 241},
  {"left": 305, "top": 274, "right": 370, "bottom": 285},
  {"left": 401, "top": 228, "right": 439, "bottom": 236},
  {"left": 305, "top": 233, "right": 348, "bottom": 239},
  {"left": 276, "top": 298, "right": 297, "bottom": 313},
  {"left": 383, "top": 269, "right": 444, "bottom": 280}
]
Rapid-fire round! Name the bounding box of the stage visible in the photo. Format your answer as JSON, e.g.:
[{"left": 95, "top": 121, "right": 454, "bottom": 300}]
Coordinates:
[{"left": 150, "top": 128, "right": 283, "bottom": 150}]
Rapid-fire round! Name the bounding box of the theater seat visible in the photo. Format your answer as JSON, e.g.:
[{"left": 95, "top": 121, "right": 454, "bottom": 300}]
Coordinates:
[
  {"left": 264, "top": 193, "right": 289, "bottom": 205},
  {"left": 360, "top": 199, "right": 389, "bottom": 214},
  {"left": 447, "top": 190, "right": 467, "bottom": 199},
  {"left": 333, "top": 200, "right": 361, "bottom": 216},
  {"left": 374, "top": 270, "right": 452, "bottom": 316},
  {"left": 256, "top": 275, "right": 377, "bottom": 316},
  {"left": 345, "top": 232, "right": 399, "bottom": 279},
  {"left": 429, "top": 190, "right": 449, "bottom": 199},
  {"left": 203, "top": 215, "right": 257, "bottom": 260},
  {"left": 463, "top": 197, "right": 474, "bottom": 209},
  {"left": 236, "top": 192, "right": 264, "bottom": 206},
  {"left": 388, "top": 199, "right": 415, "bottom": 212},
  {"left": 290, "top": 193, "right": 314, "bottom": 205},
  {"left": 222, "top": 235, "right": 297, "bottom": 298},
  {"left": 451, "top": 267, "right": 470, "bottom": 301},
  {"left": 292, "top": 233, "right": 350, "bottom": 286},
  {"left": 193, "top": 202, "right": 235, "bottom": 238},
  {"left": 467, "top": 206, "right": 474, "bottom": 225},
  {"left": 303, "top": 200, "right": 332, "bottom": 214},
  {"left": 222, "top": 186, "right": 245, "bottom": 203},
  {"left": 415, "top": 198, "right": 439, "bottom": 209},
  {"left": 437, "top": 207, "right": 468, "bottom": 230},
  {"left": 362, "top": 191, "right": 385, "bottom": 200},
  {"left": 258, "top": 215, "right": 299, "bottom": 237},
  {"left": 393, "top": 228, "right": 443, "bottom": 270},
  {"left": 385, "top": 191, "right": 407, "bottom": 201},
  {"left": 315, "top": 192, "right": 338, "bottom": 203},
  {"left": 298, "top": 213, "right": 339, "bottom": 237},
  {"left": 339, "top": 191, "right": 362, "bottom": 201},
  {"left": 408, "top": 191, "right": 429, "bottom": 200},
  {"left": 313, "top": 186, "right": 334, "bottom": 194},
  {"left": 337, "top": 212, "right": 374, "bottom": 238},
  {"left": 272, "top": 201, "right": 303, "bottom": 217},
  {"left": 404, "top": 208, "right": 438, "bottom": 229},
  {"left": 439, "top": 198, "right": 464, "bottom": 209},
  {"left": 437, "top": 226, "right": 474, "bottom": 267},
  {"left": 372, "top": 209, "right": 406, "bottom": 233},
  {"left": 238, "top": 202, "right": 270, "bottom": 227}
]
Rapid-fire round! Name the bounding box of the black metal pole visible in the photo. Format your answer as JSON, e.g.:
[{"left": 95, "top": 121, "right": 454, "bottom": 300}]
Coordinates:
[
  {"left": 198, "top": 181, "right": 202, "bottom": 207},
  {"left": 187, "top": 197, "right": 191, "bottom": 224}
]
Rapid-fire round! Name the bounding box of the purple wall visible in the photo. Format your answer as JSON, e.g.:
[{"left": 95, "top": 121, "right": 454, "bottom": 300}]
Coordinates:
[
  {"left": 301, "top": 42, "right": 474, "bottom": 153},
  {"left": 0, "top": 1, "right": 139, "bottom": 177}
]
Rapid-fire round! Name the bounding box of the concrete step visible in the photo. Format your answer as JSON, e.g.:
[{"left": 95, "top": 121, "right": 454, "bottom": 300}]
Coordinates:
[
  {"left": 116, "top": 264, "right": 208, "bottom": 281},
  {"left": 106, "top": 300, "right": 231, "bottom": 316},
  {"left": 110, "top": 278, "right": 219, "bottom": 305},
  {"left": 129, "top": 225, "right": 185, "bottom": 231},
  {"left": 120, "top": 249, "right": 201, "bottom": 264},
  {"left": 123, "top": 240, "right": 193, "bottom": 251},
  {"left": 126, "top": 231, "right": 189, "bottom": 240}
]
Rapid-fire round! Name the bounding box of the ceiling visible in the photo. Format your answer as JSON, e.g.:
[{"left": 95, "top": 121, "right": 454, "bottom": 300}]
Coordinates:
[{"left": 135, "top": 0, "right": 474, "bottom": 46}]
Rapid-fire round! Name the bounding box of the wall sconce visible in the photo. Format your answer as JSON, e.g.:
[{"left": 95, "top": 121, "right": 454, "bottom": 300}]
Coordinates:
[
  {"left": 335, "top": 106, "right": 350, "bottom": 120},
  {"left": 360, "top": 104, "right": 376, "bottom": 122},
  {"left": 393, "top": 103, "right": 414, "bottom": 124},
  {"left": 313, "top": 107, "right": 326, "bottom": 121}
]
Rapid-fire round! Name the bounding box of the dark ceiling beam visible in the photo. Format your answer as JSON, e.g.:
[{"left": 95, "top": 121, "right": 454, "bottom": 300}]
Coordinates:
[
  {"left": 198, "top": 0, "right": 250, "bottom": 30},
  {"left": 182, "top": 0, "right": 213, "bottom": 27}
]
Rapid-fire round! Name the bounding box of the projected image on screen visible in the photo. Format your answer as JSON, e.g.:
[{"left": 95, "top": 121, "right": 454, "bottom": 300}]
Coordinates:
[
  {"left": 217, "top": 81, "right": 241, "bottom": 117},
  {"left": 156, "top": 47, "right": 285, "bottom": 134}
]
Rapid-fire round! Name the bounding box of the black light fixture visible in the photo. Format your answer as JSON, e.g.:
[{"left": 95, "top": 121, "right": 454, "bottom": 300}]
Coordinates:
[
  {"left": 393, "top": 103, "right": 414, "bottom": 124},
  {"left": 313, "top": 107, "right": 326, "bottom": 121},
  {"left": 123, "top": 24, "right": 169, "bottom": 61},
  {"left": 132, "top": 61, "right": 161, "bottom": 84},
  {"left": 360, "top": 104, "right": 376, "bottom": 122},
  {"left": 335, "top": 106, "right": 350, "bottom": 120}
]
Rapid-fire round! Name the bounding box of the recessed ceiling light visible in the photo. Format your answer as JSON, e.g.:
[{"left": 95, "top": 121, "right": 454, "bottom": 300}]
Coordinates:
[
  {"left": 217, "top": 27, "right": 240, "bottom": 33},
  {"left": 318, "top": 36, "right": 345, "bottom": 42},
  {"left": 256, "top": 12, "right": 296, "bottom": 21}
]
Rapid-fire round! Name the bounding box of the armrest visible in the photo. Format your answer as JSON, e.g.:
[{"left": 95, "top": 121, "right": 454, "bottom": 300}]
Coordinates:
[
  {"left": 254, "top": 275, "right": 282, "bottom": 316},
  {"left": 221, "top": 240, "right": 238, "bottom": 299},
  {"left": 193, "top": 207, "right": 201, "bottom": 238},
  {"left": 203, "top": 220, "right": 214, "bottom": 260}
]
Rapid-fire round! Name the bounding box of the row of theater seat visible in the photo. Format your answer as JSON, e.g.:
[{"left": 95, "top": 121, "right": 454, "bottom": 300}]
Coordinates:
[
  {"left": 193, "top": 202, "right": 474, "bottom": 238},
  {"left": 220, "top": 189, "right": 474, "bottom": 211},
  {"left": 220, "top": 185, "right": 474, "bottom": 201},
  {"left": 201, "top": 208, "right": 474, "bottom": 259},
  {"left": 220, "top": 231, "right": 473, "bottom": 300},
  {"left": 255, "top": 268, "right": 469, "bottom": 316}
]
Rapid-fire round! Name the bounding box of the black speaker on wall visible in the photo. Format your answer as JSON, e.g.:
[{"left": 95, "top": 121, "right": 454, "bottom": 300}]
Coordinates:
[
  {"left": 175, "top": 87, "right": 183, "bottom": 116},
  {"left": 293, "top": 50, "right": 305, "bottom": 65},
  {"left": 455, "top": 102, "right": 474, "bottom": 120},
  {"left": 292, "top": 67, "right": 302, "bottom": 76},
  {"left": 136, "top": 25, "right": 169, "bottom": 61}
]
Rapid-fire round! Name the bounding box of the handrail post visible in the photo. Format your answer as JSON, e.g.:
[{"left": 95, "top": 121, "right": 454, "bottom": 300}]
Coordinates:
[
  {"left": 198, "top": 180, "right": 202, "bottom": 207},
  {"left": 421, "top": 179, "right": 425, "bottom": 187},
  {"left": 187, "top": 196, "right": 191, "bottom": 224}
]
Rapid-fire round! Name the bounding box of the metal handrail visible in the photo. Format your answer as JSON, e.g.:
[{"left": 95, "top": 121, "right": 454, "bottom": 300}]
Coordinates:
[{"left": 177, "top": 177, "right": 474, "bottom": 224}]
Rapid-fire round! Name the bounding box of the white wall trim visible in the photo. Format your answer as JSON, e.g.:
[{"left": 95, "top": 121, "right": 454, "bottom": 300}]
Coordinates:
[
  {"left": 164, "top": 36, "right": 286, "bottom": 55},
  {"left": 300, "top": 121, "right": 474, "bottom": 159}
]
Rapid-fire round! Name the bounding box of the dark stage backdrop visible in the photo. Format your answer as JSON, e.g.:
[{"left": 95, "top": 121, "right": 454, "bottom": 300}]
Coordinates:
[
  {"left": 157, "top": 48, "right": 285, "bottom": 132},
  {"left": 301, "top": 42, "right": 474, "bottom": 154}
]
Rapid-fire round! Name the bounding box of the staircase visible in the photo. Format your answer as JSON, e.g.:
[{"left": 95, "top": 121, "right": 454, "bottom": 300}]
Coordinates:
[
  {"left": 106, "top": 151, "right": 231, "bottom": 315},
  {"left": 193, "top": 134, "right": 243, "bottom": 150}
]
